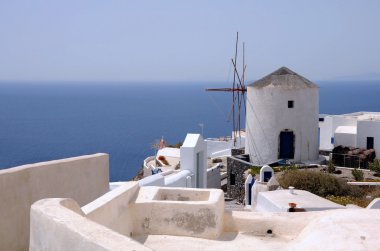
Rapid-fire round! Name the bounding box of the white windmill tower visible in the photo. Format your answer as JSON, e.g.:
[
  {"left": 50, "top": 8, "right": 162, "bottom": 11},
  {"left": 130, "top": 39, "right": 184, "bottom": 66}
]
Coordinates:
[{"left": 245, "top": 67, "right": 320, "bottom": 165}]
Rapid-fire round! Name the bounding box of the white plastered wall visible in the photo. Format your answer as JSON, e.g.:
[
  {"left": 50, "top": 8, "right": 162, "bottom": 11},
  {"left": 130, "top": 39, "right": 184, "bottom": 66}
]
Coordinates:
[
  {"left": 335, "top": 132, "right": 357, "bottom": 147},
  {"left": 180, "top": 134, "right": 207, "bottom": 188},
  {"left": 246, "top": 86, "right": 319, "bottom": 164},
  {"left": 357, "top": 120, "right": 380, "bottom": 154},
  {"left": 319, "top": 116, "right": 357, "bottom": 150},
  {"left": 0, "top": 154, "right": 109, "bottom": 251}
]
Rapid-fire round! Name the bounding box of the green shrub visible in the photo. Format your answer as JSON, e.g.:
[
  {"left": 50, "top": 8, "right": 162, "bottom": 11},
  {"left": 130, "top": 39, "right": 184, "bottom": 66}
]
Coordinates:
[
  {"left": 352, "top": 168, "right": 364, "bottom": 181},
  {"left": 327, "top": 160, "right": 336, "bottom": 173},
  {"left": 326, "top": 195, "right": 369, "bottom": 207},
  {"left": 167, "top": 142, "right": 183, "bottom": 148},
  {"left": 283, "top": 164, "right": 298, "bottom": 171},
  {"left": 369, "top": 159, "right": 380, "bottom": 176},
  {"left": 212, "top": 158, "right": 222, "bottom": 163},
  {"left": 273, "top": 167, "right": 282, "bottom": 173},
  {"left": 278, "top": 170, "right": 364, "bottom": 198},
  {"left": 248, "top": 166, "right": 261, "bottom": 175}
]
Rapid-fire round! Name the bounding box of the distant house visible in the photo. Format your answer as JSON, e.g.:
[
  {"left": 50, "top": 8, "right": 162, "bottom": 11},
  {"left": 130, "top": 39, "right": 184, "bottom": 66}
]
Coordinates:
[{"left": 319, "top": 112, "right": 380, "bottom": 155}]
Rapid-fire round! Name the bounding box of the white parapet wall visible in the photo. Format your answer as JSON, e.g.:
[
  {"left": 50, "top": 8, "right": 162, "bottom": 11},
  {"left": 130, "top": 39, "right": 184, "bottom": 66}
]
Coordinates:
[
  {"left": 132, "top": 186, "right": 225, "bottom": 239},
  {"left": 30, "top": 198, "right": 151, "bottom": 251},
  {"left": 29, "top": 183, "right": 380, "bottom": 251},
  {"left": 207, "top": 165, "right": 221, "bottom": 189},
  {"left": 138, "top": 170, "right": 192, "bottom": 188},
  {"left": 206, "top": 137, "right": 245, "bottom": 158},
  {"left": 82, "top": 182, "right": 140, "bottom": 237},
  {"left": 0, "top": 153, "right": 110, "bottom": 251}
]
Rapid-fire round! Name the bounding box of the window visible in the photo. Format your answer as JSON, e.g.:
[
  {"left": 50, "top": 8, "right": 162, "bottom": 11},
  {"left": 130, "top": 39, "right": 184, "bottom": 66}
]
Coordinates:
[
  {"left": 288, "top": 100, "right": 294, "bottom": 108},
  {"left": 319, "top": 118, "right": 325, "bottom": 122},
  {"left": 367, "top": 137, "right": 374, "bottom": 149},
  {"left": 230, "top": 173, "right": 236, "bottom": 185},
  {"left": 331, "top": 137, "right": 335, "bottom": 144}
]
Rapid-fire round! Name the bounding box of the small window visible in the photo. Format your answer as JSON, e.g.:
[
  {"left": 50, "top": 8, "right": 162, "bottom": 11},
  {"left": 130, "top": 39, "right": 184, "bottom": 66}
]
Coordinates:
[
  {"left": 288, "top": 100, "right": 294, "bottom": 108},
  {"left": 319, "top": 118, "right": 325, "bottom": 122},
  {"left": 230, "top": 173, "right": 236, "bottom": 185},
  {"left": 331, "top": 137, "right": 335, "bottom": 144}
]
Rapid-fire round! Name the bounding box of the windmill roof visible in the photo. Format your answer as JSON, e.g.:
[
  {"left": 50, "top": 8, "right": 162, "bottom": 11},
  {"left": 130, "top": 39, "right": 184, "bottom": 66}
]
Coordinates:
[{"left": 248, "top": 67, "right": 319, "bottom": 89}]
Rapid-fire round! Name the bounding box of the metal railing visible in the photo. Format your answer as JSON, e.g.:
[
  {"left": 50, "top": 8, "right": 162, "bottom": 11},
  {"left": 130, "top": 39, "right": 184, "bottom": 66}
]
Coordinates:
[{"left": 330, "top": 152, "right": 370, "bottom": 169}]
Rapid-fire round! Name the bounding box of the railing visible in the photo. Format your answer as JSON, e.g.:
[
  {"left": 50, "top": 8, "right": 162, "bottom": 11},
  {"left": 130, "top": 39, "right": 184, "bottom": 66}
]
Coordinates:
[
  {"left": 143, "top": 156, "right": 155, "bottom": 170},
  {"left": 330, "top": 152, "right": 371, "bottom": 169}
]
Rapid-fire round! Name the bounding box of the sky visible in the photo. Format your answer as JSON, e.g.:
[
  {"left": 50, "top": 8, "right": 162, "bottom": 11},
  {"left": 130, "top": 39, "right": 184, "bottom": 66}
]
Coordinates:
[{"left": 0, "top": 0, "right": 379, "bottom": 83}]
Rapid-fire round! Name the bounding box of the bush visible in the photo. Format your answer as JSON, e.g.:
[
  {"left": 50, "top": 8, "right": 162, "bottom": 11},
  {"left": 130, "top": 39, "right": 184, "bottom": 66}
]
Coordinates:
[
  {"left": 327, "top": 160, "right": 336, "bottom": 173},
  {"left": 283, "top": 164, "right": 298, "bottom": 171},
  {"left": 326, "top": 195, "right": 369, "bottom": 207},
  {"left": 333, "top": 170, "right": 342, "bottom": 175},
  {"left": 248, "top": 166, "right": 261, "bottom": 176},
  {"left": 278, "top": 170, "right": 364, "bottom": 198},
  {"left": 212, "top": 158, "right": 223, "bottom": 163},
  {"left": 167, "top": 142, "right": 183, "bottom": 148},
  {"left": 369, "top": 159, "right": 380, "bottom": 176},
  {"left": 352, "top": 168, "right": 364, "bottom": 181}
]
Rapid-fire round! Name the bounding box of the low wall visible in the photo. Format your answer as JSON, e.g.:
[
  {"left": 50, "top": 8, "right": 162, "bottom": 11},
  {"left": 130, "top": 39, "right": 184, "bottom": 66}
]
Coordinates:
[
  {"left": 30, "top": 198, "right": 150, "bottom": 251},
  {"left": 82, "top": 182, "right": 140, "bottom": 237},
  {"left": 139, "top": 170, "right": 192, "bottom": 188},
  {"left": 132, "top": 187, "right": 225, "bottom": 239},
  {"left": 30, "top": 186, "right": 225, "bottom": 249},
  {"left": 227, "top": 156, "right": 253, "bottom": 201},
  {"left": 0, "top": 153, "right": 109, "bottom": 251},
  {"left": 207, "top": 165, "right": 221, "bottom": 189},
  {"left": 164, "top": 170, "right": 191, "bottom": 187},
  {"left": 29, "top": 184, "right": 380, "bottom": 250},
  {"left": 223, "top": 210, "right": 317, "bottom": 236},
  {"left": 143, "top": 156, "right": 155, "bottom": 176},
  {"left": 207, "top": 140, "right": 232, "bottom": 158}
]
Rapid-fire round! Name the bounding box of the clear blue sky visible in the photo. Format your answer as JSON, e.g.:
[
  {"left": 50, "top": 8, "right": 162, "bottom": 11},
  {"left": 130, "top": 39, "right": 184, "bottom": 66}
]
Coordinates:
[{"left": 0, "top": 0, "right": 379, "bottom": 82}]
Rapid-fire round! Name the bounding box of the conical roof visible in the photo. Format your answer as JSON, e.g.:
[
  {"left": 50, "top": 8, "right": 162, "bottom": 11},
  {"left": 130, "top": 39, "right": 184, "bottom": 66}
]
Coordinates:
[{"left": 248, "top": 67, "right": 319, "bottom": 89}]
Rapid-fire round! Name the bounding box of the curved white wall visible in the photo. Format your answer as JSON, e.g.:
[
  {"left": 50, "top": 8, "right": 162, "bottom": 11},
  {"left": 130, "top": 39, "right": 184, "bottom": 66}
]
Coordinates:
[{"left": 245, "top": 86, "right": 319, "bottom": 164}]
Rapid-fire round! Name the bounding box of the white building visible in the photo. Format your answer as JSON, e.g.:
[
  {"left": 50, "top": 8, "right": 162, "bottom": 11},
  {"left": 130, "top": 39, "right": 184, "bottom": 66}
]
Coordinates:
[
  {"left": 245, "top": 67, "right": 319, "bottom": 165},
  {"left": 319, "top": 112, "right": 380, "bottom": 154}
]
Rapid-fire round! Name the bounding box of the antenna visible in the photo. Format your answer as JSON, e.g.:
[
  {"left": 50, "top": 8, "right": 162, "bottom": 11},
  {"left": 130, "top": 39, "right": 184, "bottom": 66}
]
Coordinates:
[{"left": 206, "top": 32, "right": 247, "bottom": 147}]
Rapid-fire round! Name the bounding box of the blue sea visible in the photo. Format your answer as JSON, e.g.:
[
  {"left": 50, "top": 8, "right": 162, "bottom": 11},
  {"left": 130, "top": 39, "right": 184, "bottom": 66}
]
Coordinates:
[{"left": 0, "top": 81, "right": 379, "bottom": 181}]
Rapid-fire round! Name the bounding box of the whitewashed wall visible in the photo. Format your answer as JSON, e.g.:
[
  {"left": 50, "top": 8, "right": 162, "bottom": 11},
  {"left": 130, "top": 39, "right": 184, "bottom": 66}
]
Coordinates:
[
  {"left": 30, "top": 198, "right": 150, "bottom": 251},
  {"left": 357, "top": 120, "right": 380, "bottom": 153},
  {"left": 246, "top": 86, "right": 319, "bottom": 164},
  {"left": 180, "top": 134, "right": 207, "bottom": 188},
  {"left": 207, "top": 165, "right": 221, "bottom": 189},
  {"left": 82, "top": 182, "right": 139, "bottom": 237},
  {"left": 206, "top": 137, "right": 245, "bottom": 158},
  {"left": 319, "top": 115, "right": 357, "bottom": 150},
  {"left": 0, "top": 154, "right": 109, "bottom": 251},
  {"left": 335, "top": 130, "right": 357, "bottom": 148},
  {"left": 319, "top": 116, "right": 334, "bottom": 150}
]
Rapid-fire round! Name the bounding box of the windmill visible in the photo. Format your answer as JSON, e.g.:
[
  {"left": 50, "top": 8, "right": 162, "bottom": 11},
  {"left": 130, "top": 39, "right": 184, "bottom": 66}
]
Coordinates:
[{"left": 206, "top": 32, "right": 247, "bottom": 147}]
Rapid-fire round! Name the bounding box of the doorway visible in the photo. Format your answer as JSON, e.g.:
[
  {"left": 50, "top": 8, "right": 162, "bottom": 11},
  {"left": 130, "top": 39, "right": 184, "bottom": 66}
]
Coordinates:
[
  {"left": 367, "top": 137, "right": 374, "bottom": 149},
  {"left": 279, "top": 131, "right": 295, "bottom": 159}
]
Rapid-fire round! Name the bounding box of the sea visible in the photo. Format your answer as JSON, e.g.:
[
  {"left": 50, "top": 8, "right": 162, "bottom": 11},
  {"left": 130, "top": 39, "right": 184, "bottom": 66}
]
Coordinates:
[{"left": 0, "top": 81, "right": 379, "bottom": 181}]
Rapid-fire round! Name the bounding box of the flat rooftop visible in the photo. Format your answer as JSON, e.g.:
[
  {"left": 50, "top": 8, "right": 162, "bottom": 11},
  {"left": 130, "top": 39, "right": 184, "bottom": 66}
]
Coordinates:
[
  {"left": 255, "top": 189, "right": 345, "bottom": 212},
  {"left": 340, "top": 112, "right": 380, "bottom": 121},
  {"left": 133, "top": 232, "right": 290, "bottom": 251}
]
